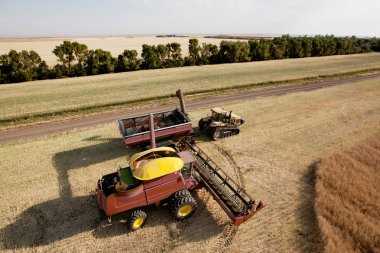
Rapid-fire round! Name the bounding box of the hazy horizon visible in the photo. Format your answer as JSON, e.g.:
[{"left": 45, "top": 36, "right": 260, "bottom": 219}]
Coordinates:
[{"left": 1, "top": 0, "right": 380, "bottom": 38}]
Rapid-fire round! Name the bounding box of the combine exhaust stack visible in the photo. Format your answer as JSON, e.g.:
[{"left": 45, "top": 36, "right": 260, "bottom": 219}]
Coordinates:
[{"left": 180, "top": 140, "right": 265, "bottom": 225}]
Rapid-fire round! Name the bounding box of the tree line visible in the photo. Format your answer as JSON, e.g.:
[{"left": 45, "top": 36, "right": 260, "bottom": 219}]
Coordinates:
[{"left": 1, "top": 35, "right": 379, "bottom": 84}]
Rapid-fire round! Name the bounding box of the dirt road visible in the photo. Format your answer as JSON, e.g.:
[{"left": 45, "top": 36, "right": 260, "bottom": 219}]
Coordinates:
[{"left": 1, "top": 73, "right": 380, "bottom": 144}]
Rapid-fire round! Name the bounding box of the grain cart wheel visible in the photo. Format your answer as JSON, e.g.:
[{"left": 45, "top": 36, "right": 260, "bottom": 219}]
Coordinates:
[
  {"left": 127, "top": 210, "right": 147, "bottom": 231},
  {"left": 212, "top": 128, "right": 223, "bottom": 141},
  {"left": 170, "top": 189, "right": 191, "bottom": 202},
  {"left": 171, "top": 195, "right": 197, "bottom": 220}
]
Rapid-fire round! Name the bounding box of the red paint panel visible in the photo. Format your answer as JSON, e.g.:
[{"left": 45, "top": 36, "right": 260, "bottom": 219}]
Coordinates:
[
  {"left": 102, "top": 184, "right": 147, "bottom": 216},
  {"left": 144, "top": 172, "right": 186, "bottom": 204},
  {"left": 125, "top": 124, "right": 192, "bottom": 146}
]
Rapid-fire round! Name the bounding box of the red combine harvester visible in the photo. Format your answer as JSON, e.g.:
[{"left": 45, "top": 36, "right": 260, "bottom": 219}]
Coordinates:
[{"left": 96, "top": 90, "right": 265, "bottom": 230}]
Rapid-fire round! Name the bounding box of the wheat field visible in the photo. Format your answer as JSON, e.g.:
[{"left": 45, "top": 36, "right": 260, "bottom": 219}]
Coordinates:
[
  {"left": 315, "top": 134, "right": 380, "bottom": 253},
  {"left": 0, "top": 36, "right": 241, "bottom": 66},
  {"left": 0, "top": 53, "right": 379, "bottom": 121},
  {"left": 0, "top": 77, "right": 379, "bottom": 252}
]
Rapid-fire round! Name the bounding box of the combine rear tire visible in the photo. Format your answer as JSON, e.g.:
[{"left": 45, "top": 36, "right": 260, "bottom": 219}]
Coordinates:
[
  {"left": 127, "top": 210, "right": 147, "bottom": 231},
  {"left": 171, "top": 195, "right": 197, "bottom": 220}
]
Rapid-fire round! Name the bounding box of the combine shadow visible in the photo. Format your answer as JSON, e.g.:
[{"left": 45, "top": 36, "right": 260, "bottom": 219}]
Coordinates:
[
  {"left": 52, "top": 137, "right": 132, "bottom": 199},
  {"left": 1, "top": 194, "right": 220, "bottom": 249},
  {"left": 295, "top": 161, "right": 324, "bottom": 253},
  {"left": 1, "top": 135, "right": 221, "bottom": 249},
  {"left": 1, "top": 195, "right": 99, "bottom": 248}
]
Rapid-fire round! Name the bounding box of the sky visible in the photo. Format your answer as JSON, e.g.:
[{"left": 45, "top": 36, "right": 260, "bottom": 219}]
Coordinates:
[{"left": 0, "top": 0, "right": 379, "bottom": 38}]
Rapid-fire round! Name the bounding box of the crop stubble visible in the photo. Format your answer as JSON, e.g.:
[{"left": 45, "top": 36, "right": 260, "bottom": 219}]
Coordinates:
[{"left": 0, "top": 78, "right": 379, "bottom": 252}]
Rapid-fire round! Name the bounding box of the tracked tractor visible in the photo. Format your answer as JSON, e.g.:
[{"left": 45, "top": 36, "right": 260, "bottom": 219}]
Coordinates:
[
  {"left": 198, "top": 107, "right": 245, "bottom": 140},
  {"left": 96, "top": 112, "right": 264, "bottom": 231}
]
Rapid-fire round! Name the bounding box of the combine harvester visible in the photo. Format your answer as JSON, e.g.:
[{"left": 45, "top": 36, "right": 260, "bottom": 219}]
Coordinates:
[{"left": 96, "top": 90, "right": 265, "bottom": 230}]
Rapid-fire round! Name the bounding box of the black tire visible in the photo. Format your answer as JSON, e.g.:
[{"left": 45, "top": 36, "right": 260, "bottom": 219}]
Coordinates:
[
  {"left": 212, "top": 128, "right": 223, "bottom": 141},
  {"left": 233, "top": 129, "right": 240, "bottom": 135},
  {"left": 198, "top": 119, "right": 205, "bottom": 130},
  {"left": 170, "top": 189, "right": 191, "bottom": 202},
  {"left": 127, "top": 209, "right": 147, "bottom": 231},
  {"left": 171, "top": 195, "right": 197, "bottom": 220}
]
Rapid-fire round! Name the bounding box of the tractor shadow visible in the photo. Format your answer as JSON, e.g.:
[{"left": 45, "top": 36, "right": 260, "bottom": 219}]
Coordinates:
[
  {"left": 1, "top": 135, "right": 222, "bottom": 249},
  {"left": 295, "top": 161, "right": 324, "bottom": 253}
]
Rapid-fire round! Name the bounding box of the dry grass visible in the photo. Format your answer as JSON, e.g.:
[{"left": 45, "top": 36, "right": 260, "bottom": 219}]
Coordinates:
[
  {"left": 0, "top": 78, "right": 379, "bottom": 252},
  {"left": 1, "top": 53, "right": 379, "bottom": 122},
  {"left": 315, "top": 134, "right": 380, "bottom": 253},
  {"left": 0, "top": 36, "right": 241, "bottom": 66}
]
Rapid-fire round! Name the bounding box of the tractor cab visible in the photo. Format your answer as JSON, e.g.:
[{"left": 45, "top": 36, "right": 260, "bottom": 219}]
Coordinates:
[
  {"left": 210, "top": 107, "right": 244, "bottom": 125},
  {"left": 211, "top": 107, "right": 228, "bottom": 122}
]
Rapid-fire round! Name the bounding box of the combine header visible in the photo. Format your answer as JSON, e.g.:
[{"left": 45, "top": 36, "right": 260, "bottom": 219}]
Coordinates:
[{"left": 178, "top": 140, "right": 264, "bottom": 225}]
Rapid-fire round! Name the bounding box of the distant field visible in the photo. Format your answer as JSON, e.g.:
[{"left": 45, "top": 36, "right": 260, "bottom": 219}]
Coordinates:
[
  {"left": 315, "top": 135, "right": 380, "bottom": 253},
  {"left": 1, "top": 53, "right": 379, "bottom": 122},
  {"left": 0, "top": 36, "right": 241, "bottom": 66},
  {"left": 1, "top": 78, "right": 379, "bottom": 252}
]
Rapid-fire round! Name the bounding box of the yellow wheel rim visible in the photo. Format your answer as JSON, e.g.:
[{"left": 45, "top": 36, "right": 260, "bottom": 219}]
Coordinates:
[
  {"left": 178, "top": 204, "right": 192, "bottom": 217},
  {"left": 133, "top": 217, "right": 144, "bottom": 228}
]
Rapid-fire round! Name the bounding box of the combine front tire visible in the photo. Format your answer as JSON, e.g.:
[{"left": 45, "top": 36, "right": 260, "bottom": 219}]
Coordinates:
[
  {"left": 127, "top": 210, "right": 147, "bottom": 231},
  {"left": 170, "top": 189, "right": 191, "bottom": 202},
  {"left": 171, "top": 195, "right": 197, "bottom": 220}
]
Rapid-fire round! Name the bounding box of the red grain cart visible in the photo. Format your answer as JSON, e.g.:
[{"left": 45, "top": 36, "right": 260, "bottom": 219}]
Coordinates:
[{"left": 118, "top": 109, "right": 192, "bottom": 147}]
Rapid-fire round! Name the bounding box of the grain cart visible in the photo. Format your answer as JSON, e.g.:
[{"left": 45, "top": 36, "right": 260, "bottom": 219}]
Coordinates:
[
  {"left": 198, "top": 107, "right": 245, "bottom": 140},
  {"left": 96, "top": 114, "right": 264, "bottom": 231},
  {"left": 119, "top": 109, "right": 192, "bottom": 147},
  {"left": 118, "top": 89, "right": 192, "bottom": 147}
]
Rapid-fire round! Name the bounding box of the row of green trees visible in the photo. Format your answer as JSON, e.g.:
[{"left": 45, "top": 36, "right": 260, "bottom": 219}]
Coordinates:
[{"left": 1, "top": 35, "right": 379, "bottom": 84}]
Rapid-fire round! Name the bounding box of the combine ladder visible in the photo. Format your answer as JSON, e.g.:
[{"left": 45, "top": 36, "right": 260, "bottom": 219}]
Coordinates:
[{"left": 180, "top": 140, "right": 265, "bottom": 225}]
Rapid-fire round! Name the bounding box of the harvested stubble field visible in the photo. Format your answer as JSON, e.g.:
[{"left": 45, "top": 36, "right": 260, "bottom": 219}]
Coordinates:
[
  {"left": 0, "top": 36, "right": 241, "bottom": 66},
  {"left": 315, "top": 134, "right": 380, "bottom": 253},
  {"left": 0, "top": 78, "right": 379, "bottom": 252},
  {"left": 0, "top": 53, "right": 380, "bottom": 122}
]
